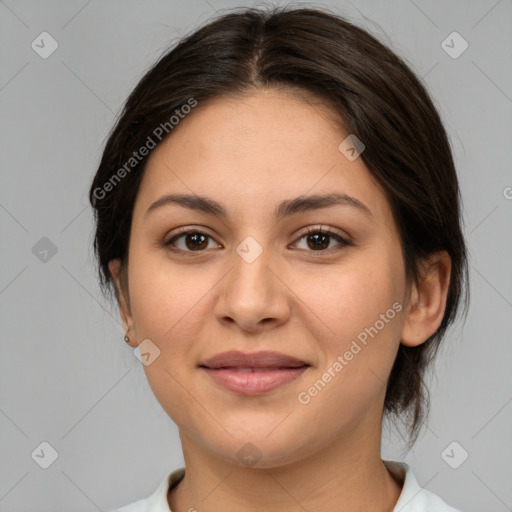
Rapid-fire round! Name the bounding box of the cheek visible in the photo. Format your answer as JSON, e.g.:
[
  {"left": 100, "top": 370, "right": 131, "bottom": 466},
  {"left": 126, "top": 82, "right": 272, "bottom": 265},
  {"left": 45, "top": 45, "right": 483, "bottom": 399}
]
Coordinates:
[
  {"left": 128, "top": 248, "right": 212, "bottom": 341},
  {"left": 126, "top": 255, "right": 210, "bottom": 424},
  {"left": 125, "top": 251, "right": 210, "bottom": 387},
  {"left": 294, "top": 252, "right": 403, "bottom": 398},
  {"left": 292, "top": 253, "right": 402, "bottom": 344},
  {"left": 294, "top": 271, "right": 402, "bottom": 434}
]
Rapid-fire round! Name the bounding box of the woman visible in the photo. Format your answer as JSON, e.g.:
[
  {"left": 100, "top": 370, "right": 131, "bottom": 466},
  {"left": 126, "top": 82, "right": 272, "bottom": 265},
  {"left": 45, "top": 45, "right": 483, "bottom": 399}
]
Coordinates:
[{"left": 90, "top": 6, "right": 469, "bottom": 511}]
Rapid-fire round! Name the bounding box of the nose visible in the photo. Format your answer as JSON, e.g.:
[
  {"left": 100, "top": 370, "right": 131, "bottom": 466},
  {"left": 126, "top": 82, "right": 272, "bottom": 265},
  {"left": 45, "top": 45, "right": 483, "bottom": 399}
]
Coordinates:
[{"left": 214, "top": 243, "right": 291, "bottom": 333}]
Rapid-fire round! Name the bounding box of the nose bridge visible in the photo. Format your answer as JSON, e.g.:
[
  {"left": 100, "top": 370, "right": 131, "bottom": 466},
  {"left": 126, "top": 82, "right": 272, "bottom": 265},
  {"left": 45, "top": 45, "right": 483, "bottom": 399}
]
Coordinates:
[
  {"left": 231, "top": 236, "right": 274, "bottom": 301},
  {"left": 215, "top": 235, "right": 289, "bottom": 330}
]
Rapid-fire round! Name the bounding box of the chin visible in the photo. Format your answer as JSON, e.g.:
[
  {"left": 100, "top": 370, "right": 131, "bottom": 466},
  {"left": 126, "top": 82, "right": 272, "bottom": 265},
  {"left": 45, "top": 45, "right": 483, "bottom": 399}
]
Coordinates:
[{"left": 196, "top": 424, "right": 316, "bottom": 470}]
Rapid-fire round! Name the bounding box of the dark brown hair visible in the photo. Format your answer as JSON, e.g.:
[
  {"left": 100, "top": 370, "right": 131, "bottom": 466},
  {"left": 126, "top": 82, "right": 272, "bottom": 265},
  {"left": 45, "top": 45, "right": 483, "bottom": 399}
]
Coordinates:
[{"left": 89, "top": 6, "right": 469, "bottom": 447}]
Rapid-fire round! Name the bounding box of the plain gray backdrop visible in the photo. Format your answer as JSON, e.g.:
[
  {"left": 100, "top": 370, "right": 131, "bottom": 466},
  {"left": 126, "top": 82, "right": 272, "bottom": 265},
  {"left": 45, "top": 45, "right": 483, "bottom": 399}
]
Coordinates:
[{"left": 1, "top": 0, "right": 511, "bottom": 511}]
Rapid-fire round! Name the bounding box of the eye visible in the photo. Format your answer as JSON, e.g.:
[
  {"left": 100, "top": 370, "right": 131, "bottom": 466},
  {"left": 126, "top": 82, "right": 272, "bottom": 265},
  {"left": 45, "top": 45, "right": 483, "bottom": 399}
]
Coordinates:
[
  {"left": 293, "top": 226, "right": 352, "bottom": 252},
  {"left": 163, "top": 230, "right": 221, "bottom": 252},
  {"left": 163, "top": 226, "right": 352, "bottom": 254}
]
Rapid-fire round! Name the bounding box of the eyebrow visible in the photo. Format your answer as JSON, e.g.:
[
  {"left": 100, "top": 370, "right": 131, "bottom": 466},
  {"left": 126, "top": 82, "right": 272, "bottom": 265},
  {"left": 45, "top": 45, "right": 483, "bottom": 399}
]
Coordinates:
[{"left": 144, "top": 192, "right": 372, "bottom": 220}]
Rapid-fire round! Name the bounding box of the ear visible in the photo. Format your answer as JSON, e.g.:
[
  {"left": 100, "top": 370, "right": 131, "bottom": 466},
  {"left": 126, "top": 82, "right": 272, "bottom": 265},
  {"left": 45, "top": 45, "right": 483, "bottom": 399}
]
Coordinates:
[
  {"left": 108, "top": 259, "right": 136, "bottom": 346},
  {"left": 400, "top": 251, "right": 452, "bottom": 347}
]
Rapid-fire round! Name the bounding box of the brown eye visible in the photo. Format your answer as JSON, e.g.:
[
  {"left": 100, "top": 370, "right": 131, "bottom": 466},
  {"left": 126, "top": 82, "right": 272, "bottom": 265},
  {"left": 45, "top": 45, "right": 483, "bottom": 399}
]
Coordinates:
[
  {"left": 306, "top": 232, "right": 330, "bottom": 250},
  {"left": 294, "top": 228, "right": 352, "bottom": 252},
  {"left": 184, "top": 232, "right": 208, "bottom": 250},
  {"left": 164, "top": 231, "right": 219, "bottom": 252}
]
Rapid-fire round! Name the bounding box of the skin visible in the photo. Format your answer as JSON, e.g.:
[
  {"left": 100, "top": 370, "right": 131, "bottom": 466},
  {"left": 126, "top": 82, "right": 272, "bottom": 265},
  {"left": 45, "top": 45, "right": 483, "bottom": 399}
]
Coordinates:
[{"left": 109, "top": 88, "right": 451, "bottom": 512}]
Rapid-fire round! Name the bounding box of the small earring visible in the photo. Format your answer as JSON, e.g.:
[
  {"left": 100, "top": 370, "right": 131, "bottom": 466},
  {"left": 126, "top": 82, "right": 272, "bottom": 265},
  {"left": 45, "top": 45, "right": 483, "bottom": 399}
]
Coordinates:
[{"left": 124, "top": 326, "right": 131, "bottom": 344}]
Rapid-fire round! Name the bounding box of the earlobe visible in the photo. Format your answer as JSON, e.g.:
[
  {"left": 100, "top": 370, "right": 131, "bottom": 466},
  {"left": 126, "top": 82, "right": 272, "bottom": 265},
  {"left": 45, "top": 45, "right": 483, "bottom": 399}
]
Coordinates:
[{"left": 400, "top": 251, "right": 452, "bottom": 347}]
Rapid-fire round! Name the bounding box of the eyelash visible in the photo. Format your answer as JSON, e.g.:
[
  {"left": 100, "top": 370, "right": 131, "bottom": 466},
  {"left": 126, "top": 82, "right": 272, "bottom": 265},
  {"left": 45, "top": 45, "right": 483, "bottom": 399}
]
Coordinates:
[{"left": 163, "top": 226, "right": 352, "bottom": 254}]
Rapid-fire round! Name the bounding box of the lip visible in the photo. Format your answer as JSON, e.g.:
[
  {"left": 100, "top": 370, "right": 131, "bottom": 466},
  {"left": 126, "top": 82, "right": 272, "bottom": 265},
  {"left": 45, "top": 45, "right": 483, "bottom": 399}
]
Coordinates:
[
  {"left": 200, "top": 350, "right": 309, "bottom": 369},
  {"left": 199, "top": 350, "right": 310, "bottom": 396}
]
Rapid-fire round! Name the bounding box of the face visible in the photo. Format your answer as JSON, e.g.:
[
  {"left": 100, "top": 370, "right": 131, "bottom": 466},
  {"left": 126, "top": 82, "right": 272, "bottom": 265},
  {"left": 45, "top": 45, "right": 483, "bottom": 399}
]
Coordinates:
[{"left": 113, "top": 88, "right": 412, "bottom": 467}]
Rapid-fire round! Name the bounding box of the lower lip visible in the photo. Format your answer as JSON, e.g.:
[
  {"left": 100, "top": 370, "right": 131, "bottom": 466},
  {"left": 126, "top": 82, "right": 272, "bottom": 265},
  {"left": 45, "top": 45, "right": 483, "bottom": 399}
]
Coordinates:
[{"left": 201, "top": 367, "right": 309, "bottom": 395}]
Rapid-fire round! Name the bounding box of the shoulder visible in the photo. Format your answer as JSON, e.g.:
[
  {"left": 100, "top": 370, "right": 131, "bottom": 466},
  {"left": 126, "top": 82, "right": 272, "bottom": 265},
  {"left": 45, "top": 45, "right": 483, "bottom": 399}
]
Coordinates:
[
  {"left": 385, "top": 460, "right": 462, "bottom": 512},
  {"left": 107, "top": 467, "right": 185, "bottom": 512}
]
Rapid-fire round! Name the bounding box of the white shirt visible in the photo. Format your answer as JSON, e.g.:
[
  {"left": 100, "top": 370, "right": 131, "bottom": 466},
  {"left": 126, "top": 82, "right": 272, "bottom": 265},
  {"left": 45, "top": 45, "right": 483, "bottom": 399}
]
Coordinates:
[{"left": 109, "top": 460, "right": 461, "bottom": 512}]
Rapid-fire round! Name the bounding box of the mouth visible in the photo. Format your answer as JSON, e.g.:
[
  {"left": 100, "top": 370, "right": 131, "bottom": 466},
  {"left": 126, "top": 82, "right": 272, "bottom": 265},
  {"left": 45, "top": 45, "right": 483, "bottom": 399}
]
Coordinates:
[{"left": 199, "top": 351, "right": 311, "bottom": 395}]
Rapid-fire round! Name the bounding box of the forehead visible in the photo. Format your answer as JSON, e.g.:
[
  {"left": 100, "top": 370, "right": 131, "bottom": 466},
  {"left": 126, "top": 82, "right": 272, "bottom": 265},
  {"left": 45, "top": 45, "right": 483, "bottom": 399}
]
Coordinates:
[{"left": 134, "top": 88, "right": 391, "bottom": 223}]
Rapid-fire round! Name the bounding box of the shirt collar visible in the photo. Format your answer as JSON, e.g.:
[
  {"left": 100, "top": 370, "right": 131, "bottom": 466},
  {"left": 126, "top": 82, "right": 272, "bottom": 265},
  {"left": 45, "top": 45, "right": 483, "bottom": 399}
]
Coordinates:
[{"left": 384, "top": 460, "right": 459, "bottom": 511}]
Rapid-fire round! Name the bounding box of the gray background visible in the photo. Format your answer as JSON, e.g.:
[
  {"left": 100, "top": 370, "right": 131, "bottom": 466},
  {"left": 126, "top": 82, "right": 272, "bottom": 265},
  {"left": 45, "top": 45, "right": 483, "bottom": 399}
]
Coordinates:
[{"left": 0, "top": 0, "right": 511, "bottom": 510}]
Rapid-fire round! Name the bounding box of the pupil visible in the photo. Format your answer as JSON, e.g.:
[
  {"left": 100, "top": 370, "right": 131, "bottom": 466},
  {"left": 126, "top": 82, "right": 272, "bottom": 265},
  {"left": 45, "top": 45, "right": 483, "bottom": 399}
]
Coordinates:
[
  {"left": 308, "top": 233, "right": 328, "bottom": 250},
  {"left": 186, "top": 233, "right": 207, "bottom": 250}
]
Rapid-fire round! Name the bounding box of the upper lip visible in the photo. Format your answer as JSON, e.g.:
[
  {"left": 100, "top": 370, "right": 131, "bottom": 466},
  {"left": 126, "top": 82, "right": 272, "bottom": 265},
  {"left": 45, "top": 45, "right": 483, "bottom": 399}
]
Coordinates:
[{"left": 199, "top": 351, "right": 310, "bottom": 369}]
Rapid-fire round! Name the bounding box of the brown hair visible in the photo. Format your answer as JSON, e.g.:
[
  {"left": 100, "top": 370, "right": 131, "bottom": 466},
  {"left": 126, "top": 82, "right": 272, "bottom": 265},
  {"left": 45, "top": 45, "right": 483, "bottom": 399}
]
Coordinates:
[{"left": 89, "top": 6, "right": 470, "bottom": 447}]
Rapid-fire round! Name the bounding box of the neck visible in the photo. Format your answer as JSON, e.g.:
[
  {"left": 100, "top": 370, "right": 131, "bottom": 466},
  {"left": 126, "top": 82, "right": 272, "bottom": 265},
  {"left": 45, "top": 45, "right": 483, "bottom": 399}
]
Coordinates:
[{"left": 168, "top": 422, "right": 403, "bottom": 512}]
